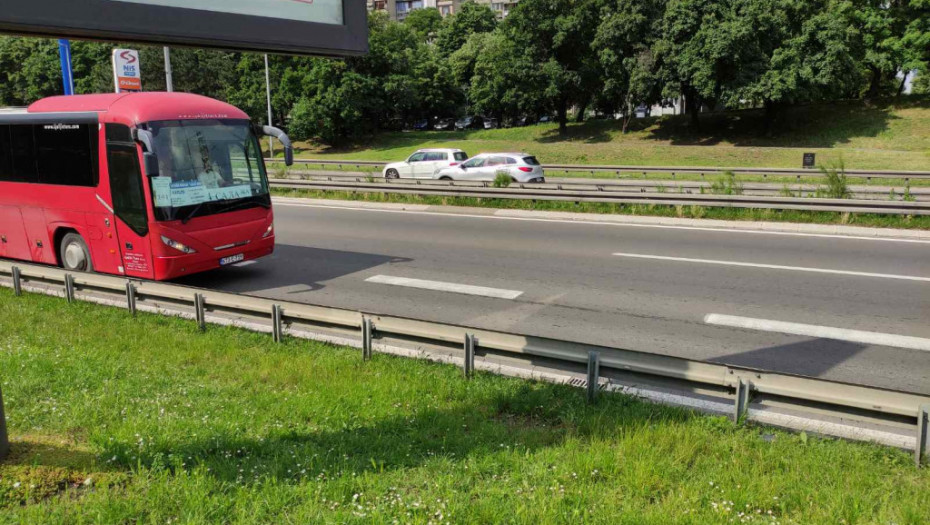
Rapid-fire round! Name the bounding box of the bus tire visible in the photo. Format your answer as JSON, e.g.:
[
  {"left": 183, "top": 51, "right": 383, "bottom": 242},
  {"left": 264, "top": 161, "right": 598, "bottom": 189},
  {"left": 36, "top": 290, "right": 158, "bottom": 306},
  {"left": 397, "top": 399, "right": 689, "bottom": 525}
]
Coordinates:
[{"left": 59, "top": 233, "right": 94, "bottom": 272}]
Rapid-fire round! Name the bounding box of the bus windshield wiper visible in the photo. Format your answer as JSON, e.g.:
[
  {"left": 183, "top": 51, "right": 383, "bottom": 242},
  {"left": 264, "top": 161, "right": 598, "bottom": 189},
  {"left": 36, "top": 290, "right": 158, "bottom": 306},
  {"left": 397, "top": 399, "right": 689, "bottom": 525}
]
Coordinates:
[{"left": 180, "top": 202, "right": 206, "bottom": 224}]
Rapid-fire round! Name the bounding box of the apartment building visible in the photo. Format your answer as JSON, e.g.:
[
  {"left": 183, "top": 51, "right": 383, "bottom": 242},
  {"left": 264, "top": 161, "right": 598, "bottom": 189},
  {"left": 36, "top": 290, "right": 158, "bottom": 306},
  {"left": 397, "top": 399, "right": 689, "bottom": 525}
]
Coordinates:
[{"left": 368, "top": 0, "right": 513, "bottom": 20}]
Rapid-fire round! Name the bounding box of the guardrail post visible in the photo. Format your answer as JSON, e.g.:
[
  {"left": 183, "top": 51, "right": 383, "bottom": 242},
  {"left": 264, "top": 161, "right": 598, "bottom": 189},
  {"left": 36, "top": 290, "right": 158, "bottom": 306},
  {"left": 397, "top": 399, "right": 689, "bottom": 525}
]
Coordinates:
[
  {"left": 463, "top": 333, "right": 476, "bottom": 378},
  {"left": 11, "top": 266, "right": 21, "bottom": 296},
  {"left": 733, "top": 379, "right": 751, "bottom": 424},
  {"left": 194, "top": 293, "right": 206, "bottom": 331},
  {"left": 64, "top": 273, "right": 75, "bottom": 303},
  {"left": 587, "top": 351, "right": 600, "bottom": 404},
  {"left": 125, "top": 281, "right": 137, "bottom": 316},
  {"left": 917, "top": 405, "right": 929, "bottom": 468},
  {"left": 362, "top": 318, "right": 373, "bottom": 361},
  {"left": 0, "top": 386, "right": 8, "bottom": 460},
  {"left": 271, "top": 304, "right": 283, "bottom": 343}
]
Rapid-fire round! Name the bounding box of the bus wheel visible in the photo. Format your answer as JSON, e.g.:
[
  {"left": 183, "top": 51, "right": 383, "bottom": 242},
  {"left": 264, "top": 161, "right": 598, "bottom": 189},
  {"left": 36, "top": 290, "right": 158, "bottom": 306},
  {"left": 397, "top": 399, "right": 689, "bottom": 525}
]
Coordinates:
[{"left": 60, "top": 233, "right": 94, "bottom": 272}]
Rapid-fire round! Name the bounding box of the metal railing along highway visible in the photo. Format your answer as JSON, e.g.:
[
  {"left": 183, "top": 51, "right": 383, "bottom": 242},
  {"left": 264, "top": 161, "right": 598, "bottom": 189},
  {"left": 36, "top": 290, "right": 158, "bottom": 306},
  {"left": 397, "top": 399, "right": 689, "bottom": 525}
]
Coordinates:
[
  {"left": 270, "top": 177, "right": 930, "bottom": 215},
  {"left": 266, "top": 158, "right": 930, "bottom": 181},
  {"left": 1, "top": 259, "right": 928, "bottom": 465}
]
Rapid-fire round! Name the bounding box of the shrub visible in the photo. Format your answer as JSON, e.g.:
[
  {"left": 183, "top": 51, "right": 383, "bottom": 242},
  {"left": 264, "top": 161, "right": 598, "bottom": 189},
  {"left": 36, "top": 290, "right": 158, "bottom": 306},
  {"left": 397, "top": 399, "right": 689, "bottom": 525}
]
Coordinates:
[
  {"left": 710, "top": 171, "right": 744, "bottom": 195},
  {"left": 818, "top": 161, "right": 851, "bottom": 199},
  {"left": 493, "top": 171, "right": 513, "bottom": 188}
]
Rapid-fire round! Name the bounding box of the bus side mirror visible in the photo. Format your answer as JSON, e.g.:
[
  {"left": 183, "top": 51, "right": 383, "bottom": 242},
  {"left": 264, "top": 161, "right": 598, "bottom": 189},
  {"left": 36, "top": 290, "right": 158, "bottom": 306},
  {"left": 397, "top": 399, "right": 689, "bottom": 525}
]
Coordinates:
[
  {"left": 144, "top": 153, "right": 159, "bottom": 177},
  {"left": 133, "top": 129, "right": 155, "bottom": 153},
  {"left": 263, "top": 125, "right": 294, "bottom": 167}
]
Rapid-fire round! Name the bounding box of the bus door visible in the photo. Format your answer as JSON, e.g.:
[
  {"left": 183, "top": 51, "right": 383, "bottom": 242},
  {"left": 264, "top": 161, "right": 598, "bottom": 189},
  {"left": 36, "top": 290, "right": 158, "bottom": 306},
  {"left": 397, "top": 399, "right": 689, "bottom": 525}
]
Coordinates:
[{"left": 105, "top": 124, "right": 155, "bottom": 279}]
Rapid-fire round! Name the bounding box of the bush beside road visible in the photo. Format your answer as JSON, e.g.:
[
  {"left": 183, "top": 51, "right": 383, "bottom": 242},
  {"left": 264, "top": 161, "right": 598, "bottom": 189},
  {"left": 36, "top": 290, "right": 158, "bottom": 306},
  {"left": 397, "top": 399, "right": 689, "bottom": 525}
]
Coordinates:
[{"left": 1, "top": 289, "right": 928, "bottom": 523}]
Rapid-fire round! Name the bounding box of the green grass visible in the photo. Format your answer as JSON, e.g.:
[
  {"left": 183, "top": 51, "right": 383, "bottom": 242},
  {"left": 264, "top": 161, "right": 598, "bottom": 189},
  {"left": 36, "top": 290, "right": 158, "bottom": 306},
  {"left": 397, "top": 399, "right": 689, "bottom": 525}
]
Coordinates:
[
  {"left": 272, "top": 187, "right": 930, "bottom": 230},
  {"left": 1, "top": 290, "right": 929, "bottom": 523},
  {"left": 277, "top": 98, "right": 930, "bottom": 172}
]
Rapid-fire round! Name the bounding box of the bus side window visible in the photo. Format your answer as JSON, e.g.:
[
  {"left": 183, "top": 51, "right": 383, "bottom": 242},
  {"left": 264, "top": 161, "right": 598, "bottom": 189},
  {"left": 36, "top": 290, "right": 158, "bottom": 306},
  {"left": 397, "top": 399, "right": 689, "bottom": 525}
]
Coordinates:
[
  {"left": 35, "top": 124, "right": 98, "bottom": 186},
  {"left": 0, "top": 125, "right": 14, "bottom": 181},
  {"left": 105, "top": 124, "right": 148, "bottom": 236},
  {"left": 8, "top": 125, "right": 37, "bottom": 183}
]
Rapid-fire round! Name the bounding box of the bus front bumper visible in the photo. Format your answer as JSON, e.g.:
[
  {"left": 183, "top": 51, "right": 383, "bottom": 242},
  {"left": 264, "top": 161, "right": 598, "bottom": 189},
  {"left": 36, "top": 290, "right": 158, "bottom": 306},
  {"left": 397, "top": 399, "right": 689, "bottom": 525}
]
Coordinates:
[{"left": 153, "top": 236, "right": 275, "bottom": 280}]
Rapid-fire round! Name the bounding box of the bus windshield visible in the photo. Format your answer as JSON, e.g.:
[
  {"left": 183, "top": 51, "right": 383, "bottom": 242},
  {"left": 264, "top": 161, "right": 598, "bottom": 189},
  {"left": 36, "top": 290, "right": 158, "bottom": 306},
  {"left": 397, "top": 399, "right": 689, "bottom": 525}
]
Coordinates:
[{"left": 147, "top": 119, "right": 270, "bottom": 222}]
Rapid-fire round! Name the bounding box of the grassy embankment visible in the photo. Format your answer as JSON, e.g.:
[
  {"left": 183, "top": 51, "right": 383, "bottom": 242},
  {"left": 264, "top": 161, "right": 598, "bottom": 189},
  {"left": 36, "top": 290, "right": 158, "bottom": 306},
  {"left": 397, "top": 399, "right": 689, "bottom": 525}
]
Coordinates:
[
  {"left": 282, "top": 98, "right": 930, "bottom": 172},
  {"left": 1, "top": 288, "right": 929, "bottom": 523}
]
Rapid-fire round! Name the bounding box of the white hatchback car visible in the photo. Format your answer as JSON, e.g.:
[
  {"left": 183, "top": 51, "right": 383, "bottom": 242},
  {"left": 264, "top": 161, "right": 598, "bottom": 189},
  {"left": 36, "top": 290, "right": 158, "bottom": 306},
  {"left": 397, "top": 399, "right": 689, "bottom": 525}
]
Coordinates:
[
  {"left": 434, "top": 153, "right": 545, "bottom": 183},
  {"left": 382, "top": 149, "right": 469, "bottom": 179}
]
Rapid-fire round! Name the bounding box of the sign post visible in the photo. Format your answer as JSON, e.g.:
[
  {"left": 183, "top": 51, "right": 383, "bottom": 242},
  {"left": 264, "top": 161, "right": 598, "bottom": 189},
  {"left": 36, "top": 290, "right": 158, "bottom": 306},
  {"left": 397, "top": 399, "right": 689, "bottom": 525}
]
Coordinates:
[
  {"left": 0, "top": 386, "right": 9, "bottom": 460},
  {"left": 112, "top": 48, "right": 142, "bottom": 93},
  {"left": 163, "top": 47, "right": 173, "bottom": 92},
  {"left": 58, "top": 38, "right": 74, "bottom": 95}
]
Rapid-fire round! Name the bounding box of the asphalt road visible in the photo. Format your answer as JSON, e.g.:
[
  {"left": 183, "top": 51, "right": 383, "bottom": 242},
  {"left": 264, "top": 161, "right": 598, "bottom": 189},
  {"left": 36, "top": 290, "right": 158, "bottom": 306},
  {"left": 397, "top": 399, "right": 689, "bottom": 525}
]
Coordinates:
[{"left": 181, "top": 200, "right": 930, "bottom": 394}]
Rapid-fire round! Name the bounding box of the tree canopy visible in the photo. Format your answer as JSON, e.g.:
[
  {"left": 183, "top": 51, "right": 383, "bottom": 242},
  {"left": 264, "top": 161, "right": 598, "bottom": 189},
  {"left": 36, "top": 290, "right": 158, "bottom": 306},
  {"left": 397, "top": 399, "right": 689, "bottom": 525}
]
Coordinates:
[{"left": 0, "top": 0, "right": 927, "bottom": 144}]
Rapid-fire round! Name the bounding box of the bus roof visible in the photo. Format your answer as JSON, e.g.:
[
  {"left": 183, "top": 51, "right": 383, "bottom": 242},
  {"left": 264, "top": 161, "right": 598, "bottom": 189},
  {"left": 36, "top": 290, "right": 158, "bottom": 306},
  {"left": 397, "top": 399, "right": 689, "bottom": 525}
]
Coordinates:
[{"left": 26, "top": 92, "right": 249, "bottom": 125}]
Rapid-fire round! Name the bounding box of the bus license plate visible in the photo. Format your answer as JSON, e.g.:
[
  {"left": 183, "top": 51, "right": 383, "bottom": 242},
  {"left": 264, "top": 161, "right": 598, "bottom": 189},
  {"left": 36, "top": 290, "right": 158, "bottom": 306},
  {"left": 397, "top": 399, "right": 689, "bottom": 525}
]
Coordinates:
[{"left": 220, "top": 254, "right": 245, "bottom": 266}]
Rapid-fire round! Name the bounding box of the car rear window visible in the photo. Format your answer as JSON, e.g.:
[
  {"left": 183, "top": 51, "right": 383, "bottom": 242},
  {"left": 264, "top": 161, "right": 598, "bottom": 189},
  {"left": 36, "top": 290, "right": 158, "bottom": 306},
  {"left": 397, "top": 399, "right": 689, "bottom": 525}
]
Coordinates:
[
  {"left": 523, "top": 156, "right": 540, "bottom": 166},
  {"left": 426, "top": 152, "right": 446, "bottom": 161},
  {"left": 454, "top": 152, "right": 468, "bottom": 161}
]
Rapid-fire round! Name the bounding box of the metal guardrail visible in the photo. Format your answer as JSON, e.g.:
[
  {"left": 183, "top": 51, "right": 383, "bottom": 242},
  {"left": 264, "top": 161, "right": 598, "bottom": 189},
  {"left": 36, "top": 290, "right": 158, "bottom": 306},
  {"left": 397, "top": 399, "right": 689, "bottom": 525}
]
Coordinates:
[
  {"left": 266, "top": 158, "right": 930, "bottom": 181},
  {"left": 1, "top": 259, "right": 929, "bottom": 465},
  {"left": 270, "top": 178, "right": 930, "bottom": 215},
  {"left": 277, "top": 171, "right": 930, "bottom": 201}
]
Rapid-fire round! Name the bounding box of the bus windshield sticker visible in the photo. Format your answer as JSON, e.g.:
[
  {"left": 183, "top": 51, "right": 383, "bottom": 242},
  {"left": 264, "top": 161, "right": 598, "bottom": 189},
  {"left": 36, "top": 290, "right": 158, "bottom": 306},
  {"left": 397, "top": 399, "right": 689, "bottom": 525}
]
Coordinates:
[{"left": 153, "top": 178, "right": 255, "bottom": 208}]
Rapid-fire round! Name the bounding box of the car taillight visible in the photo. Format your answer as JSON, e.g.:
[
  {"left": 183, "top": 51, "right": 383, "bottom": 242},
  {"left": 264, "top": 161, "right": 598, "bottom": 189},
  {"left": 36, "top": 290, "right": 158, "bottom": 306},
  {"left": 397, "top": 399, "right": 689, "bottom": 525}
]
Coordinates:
[
  {"left": 518, "top": 167, "right": 533, "bottom": 172},
  {"left": 450, "top": 162, "right": 459, "bottom": 166}
]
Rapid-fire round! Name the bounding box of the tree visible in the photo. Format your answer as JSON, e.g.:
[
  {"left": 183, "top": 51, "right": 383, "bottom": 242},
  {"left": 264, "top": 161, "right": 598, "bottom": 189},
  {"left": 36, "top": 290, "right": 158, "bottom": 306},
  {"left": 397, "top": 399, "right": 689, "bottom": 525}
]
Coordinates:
[
  {"left": 503, "top": 0, "right": 601, "bottom": 133},
  {"left": 468, "top": 31, "right": 541, "bottom": 121},
  {"left": 435, "top": 1, "right": 498, "bottom": 57},
  {"left": 734, "top": 0, "right": 862, "bottom": 131},
  {"left": 594, "top": 0, "right": 662, "bottom": 130},
  {"left": 405, "top": 8, "right": 444, "bottom": 42}
]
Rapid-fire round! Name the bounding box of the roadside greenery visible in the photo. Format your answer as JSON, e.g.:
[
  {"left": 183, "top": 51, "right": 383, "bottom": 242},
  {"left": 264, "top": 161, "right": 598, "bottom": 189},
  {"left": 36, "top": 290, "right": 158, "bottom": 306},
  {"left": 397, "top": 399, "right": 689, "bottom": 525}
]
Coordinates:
[
  {"left": 1, "top": 1, "right": 928, "bottom": 146},
  {"left": 2, "top": 288, "right": 930, "bottom": 523}
]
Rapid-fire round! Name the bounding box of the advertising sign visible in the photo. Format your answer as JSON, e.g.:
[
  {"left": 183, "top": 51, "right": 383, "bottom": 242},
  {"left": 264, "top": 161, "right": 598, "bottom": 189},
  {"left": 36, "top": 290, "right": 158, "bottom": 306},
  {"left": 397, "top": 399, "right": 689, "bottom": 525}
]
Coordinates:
[
  {"left": 112, "top": 49, "right": 142, "bottom": 93},
  {"left": 0, "top": 0, "right": 367, "bottom": 56}
]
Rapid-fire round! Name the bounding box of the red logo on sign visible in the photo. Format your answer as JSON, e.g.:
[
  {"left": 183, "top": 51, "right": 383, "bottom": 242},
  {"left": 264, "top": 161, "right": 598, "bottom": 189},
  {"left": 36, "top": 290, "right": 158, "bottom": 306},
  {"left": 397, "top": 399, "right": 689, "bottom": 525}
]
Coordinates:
[{"left": 120, "top": 50, "right": 137, "bottom": 63}]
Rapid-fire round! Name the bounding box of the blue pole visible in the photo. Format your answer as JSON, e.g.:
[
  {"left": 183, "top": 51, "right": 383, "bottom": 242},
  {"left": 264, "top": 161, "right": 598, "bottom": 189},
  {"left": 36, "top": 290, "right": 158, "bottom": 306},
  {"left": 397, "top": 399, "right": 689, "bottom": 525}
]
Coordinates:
[{"left": 58, "top": 39, "right": 74, "bottom": 95}]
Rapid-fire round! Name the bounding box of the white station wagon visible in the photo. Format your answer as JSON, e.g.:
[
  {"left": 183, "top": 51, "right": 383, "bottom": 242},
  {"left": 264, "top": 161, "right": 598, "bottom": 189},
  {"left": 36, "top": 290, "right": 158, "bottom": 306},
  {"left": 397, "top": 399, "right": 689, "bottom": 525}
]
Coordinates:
[
  {"left": 434, "top": 153, "right": 545, "bottom": 183},
  {"left": 382, "top": 148, "right": 468, "bottom": 179}
]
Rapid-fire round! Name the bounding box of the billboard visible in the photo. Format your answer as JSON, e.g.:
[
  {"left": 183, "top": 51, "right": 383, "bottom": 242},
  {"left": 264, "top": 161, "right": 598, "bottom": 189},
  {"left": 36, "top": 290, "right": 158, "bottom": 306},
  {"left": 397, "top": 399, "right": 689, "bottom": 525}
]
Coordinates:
[
  {"left": 112, "top": 49, "right": 142, "bottom": 92},
  {"left": 0, "top": 0, "right": 367, "bottom": 56}
]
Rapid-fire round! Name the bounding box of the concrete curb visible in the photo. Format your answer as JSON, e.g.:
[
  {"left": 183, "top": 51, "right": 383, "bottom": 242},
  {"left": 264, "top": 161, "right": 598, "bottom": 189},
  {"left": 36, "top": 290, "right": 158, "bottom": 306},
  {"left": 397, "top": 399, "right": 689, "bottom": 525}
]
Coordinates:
[{"left": 272, "top": 197, "right": 930, "bottom": 241}]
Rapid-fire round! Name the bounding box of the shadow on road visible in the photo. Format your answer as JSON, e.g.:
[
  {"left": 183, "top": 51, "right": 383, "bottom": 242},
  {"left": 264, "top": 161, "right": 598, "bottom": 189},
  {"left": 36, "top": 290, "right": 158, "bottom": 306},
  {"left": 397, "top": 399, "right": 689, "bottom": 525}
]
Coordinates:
[
  {"left": 174, "top": 244, "right": 411, "bottom": 296},
  {"left": 711, "top": 338, "right": 867, "bottom": 378}
]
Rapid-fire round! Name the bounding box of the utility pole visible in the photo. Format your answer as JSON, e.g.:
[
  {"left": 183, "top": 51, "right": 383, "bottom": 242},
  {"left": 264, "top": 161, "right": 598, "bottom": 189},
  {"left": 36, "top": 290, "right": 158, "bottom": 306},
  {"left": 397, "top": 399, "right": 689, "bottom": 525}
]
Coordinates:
[
  {"left": 265, "top": 54, "right": 273, "bottom": 156},
  {"left": 164, "top": 47, "right": 174, "bottom": 92},
  {"left": 58, "top": 39, "right": 74, "bottom": 95}
]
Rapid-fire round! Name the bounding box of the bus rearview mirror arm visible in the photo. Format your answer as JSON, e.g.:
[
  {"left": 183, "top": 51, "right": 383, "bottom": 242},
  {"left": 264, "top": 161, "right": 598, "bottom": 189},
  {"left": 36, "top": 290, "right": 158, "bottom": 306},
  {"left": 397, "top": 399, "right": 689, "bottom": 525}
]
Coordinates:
[
  {"left": 263, "top": 126, "right": 294, "bottom": 166},
  {"left": 131, "top": 129, "right": 160, "bottom": 177}
]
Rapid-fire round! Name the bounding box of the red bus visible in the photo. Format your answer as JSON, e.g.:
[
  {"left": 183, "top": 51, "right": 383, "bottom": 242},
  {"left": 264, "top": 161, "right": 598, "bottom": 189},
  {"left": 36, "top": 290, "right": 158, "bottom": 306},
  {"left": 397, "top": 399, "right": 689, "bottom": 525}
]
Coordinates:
[{"left": 0, "top": 92, "right": 292, "bottom": 280}]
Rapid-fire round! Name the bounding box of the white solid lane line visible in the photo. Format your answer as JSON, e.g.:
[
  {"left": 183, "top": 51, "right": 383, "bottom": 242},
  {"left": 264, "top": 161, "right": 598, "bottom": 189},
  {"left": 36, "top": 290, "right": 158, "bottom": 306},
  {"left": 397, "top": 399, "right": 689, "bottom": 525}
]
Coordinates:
[
  {"left": 612, "top": 252, "right": 930, "bottom": 282},
  {"left": 365, "top": 275, "right": 523, "bottom": 300},
  {"left": 704, "top": 313, "right": 930, "bottom": 352}
]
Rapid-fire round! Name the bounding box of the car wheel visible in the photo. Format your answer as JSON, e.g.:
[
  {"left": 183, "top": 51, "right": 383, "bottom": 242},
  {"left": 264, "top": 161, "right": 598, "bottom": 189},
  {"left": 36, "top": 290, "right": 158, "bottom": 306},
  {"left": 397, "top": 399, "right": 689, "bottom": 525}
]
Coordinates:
[
  {"left": 59, "top": 232, "right": 93, "bottom": 272},
  {"left": 386, "top": 169, "right": 400, "bottom": 179},
  {"left": 439, "top": 176, "right": 453, "bottom": 181}
]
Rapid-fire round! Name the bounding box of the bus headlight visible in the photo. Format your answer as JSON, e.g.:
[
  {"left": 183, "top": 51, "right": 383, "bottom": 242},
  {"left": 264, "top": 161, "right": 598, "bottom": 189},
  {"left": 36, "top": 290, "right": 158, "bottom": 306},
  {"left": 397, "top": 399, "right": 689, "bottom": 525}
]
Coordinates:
[
  {"left": 161, "top": 235, "right": 197, "bottom": 254},
  {"left": 262, "top": 224, "right": 274, "bottom": 238}
]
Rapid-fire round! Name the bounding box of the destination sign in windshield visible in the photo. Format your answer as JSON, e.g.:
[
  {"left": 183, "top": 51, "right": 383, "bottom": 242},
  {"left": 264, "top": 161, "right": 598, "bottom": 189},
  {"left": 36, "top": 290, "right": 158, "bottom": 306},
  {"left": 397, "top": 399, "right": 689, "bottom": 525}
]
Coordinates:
[{"left": 110, "top": 0, "right": 344, "bottom": 25}]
